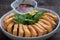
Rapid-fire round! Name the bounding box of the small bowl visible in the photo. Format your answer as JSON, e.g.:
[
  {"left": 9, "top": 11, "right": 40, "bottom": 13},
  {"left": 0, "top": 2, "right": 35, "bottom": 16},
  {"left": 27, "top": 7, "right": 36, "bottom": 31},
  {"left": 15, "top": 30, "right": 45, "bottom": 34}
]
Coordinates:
[
  {"left": 0, "top": 8, "right": 60, "bottom": 40},
  {"left": 11, "top": 0, "right": 37, "bottom": 14}
]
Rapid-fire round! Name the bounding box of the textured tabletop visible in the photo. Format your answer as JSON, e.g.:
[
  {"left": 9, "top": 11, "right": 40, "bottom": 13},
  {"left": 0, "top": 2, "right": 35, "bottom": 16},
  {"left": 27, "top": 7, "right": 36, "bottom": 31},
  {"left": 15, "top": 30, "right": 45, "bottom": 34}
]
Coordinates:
[{"left": 0, "top": 0, "right": 60, "bottom": 40}]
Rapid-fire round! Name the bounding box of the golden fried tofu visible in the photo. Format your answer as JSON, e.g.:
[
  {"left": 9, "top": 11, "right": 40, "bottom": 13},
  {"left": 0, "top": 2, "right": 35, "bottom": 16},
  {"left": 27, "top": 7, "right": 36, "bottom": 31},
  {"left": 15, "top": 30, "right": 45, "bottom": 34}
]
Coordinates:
[
  {"left": 23, "top": 25, "right": 31, "bottom": 37},
  {"left": 7, "top": 22, "right": 14, "bottom": 34},
  {"left": 38, "top": 21, "right": 52, "bottom": 32},
  {"left": 4, "top": 13, "right": 14, "bottom": 21},
  {"left": 44, "top": 13, "right": 58, "bottom": 21},
  {"left": 35, "top": 23, "right": 47, "bottom": 34},
  {"left": 39, "top": 19, "right": 52, "bottom": 27},
  {"left": 32, "top": 24, "right": 44, "bottom": 36},
  {"left": 28, "top": 25, "right": 37, "bottom": 37},
  {"left": 13, "top": 24, "right": 18, "bottom": 36},
  {"left": 5, "top": 17, "right": 14, "bottom": 24},
  {"left": 42, "top": 15, "right": 56, "bottom": 27},
  {"left": 18, "top": 24, "right": 24, "bottom": 37}
]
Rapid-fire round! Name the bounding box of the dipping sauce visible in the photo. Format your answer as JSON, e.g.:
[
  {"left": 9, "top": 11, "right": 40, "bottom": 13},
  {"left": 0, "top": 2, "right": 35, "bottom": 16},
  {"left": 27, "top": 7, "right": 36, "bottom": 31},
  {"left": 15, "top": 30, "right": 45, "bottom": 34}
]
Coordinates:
[
  {"left": 17, "top": 4, "right": 34, "bottom": 13},
  {"left": 19, "top": 4, "right": 34, "bottom": 10}
]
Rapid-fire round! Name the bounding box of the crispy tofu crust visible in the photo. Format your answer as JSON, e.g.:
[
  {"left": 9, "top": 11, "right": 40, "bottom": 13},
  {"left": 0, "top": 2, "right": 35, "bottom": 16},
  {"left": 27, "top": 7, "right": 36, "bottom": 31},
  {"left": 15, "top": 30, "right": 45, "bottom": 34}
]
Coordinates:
[
  {"left": 5, "top": 17, "right": 14, "bottom": 24},
  {"left": 38, "top": 21, "right": 52, "bottom": 32},
  {"left": 7, "top": 22, "right": 14, "bottom": 34},
  {"left": 23, "top": 25, "right": 31, "bottom": 37},
  {"left": 42, "top": 15, "right": 56, "bottom": 26},
  {"left": 4, "top": 13, "right": 14, "bottom": 21},
  {"left": 18, "top": 24, "right": 24, "bottom": 37},
  {"left": 13, "top": 24, "right": 18, "bottom": 36},
  {"left": 28, "top": 25, "right": 37, "bottom": 37},
  {"left": 35, "top": 23, "right": 47, "bottom": 34},
  {"left": 32, "top": 24, "right": 44, "bottom": 36},
  {"left": 44, "top": 13, "right": 58, "bottom": 21}
]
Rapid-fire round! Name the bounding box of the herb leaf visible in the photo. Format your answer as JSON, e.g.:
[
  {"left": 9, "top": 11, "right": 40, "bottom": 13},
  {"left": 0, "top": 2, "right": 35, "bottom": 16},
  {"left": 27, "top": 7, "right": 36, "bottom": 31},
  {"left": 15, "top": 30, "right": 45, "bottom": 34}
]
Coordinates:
[{"left": 34, "top": 10, "right": 46, "bottom": 20}]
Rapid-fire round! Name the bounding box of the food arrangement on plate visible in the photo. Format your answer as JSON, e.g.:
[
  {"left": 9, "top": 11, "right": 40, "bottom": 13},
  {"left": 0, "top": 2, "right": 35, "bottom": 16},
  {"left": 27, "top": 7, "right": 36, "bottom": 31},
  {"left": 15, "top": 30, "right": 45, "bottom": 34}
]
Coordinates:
[
  {"left": 0, "top": 0, "right": 60, "bottom": 40},
  {"left": 3, "top": 9, "right": 58, "bottom": 37}
]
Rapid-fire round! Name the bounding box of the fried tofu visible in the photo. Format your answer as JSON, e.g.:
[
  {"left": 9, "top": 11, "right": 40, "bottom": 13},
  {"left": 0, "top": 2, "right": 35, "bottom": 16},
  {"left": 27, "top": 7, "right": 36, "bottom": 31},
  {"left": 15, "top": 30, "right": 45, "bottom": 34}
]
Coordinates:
[
  {"left": 38, "top": 21, "right": 52, "bottom": 32},
  {"left": 42, "top": 15, "right": 56, "bottom": 27},
  {"left": 4, "top": 13, "right": 14, "bottom": 21},
  {"left": 7, "top": 22, "right": 14, "bottom": 34},
  {"left": 44, "top": 13, "right": 58, "bottom": 21},
  {"left": 18, "top": 24, "right": 24, "bottom": 37},
  {"left": 35, "top": 23, "right": 47, "bottom": 34},
  {"left": 23, "top": 25, "right": 31, "bottom": 37},
  {"left": 5, "top": 17, "right": 14, "bottom": 24},
  {"left": 28, "top": 25, "right": 37, "bottom": 37},
  {"left": 32, "top": 24, "right": 44, "bottom": 36},
  {"left": 13, "top": 24, "right": 18, "bottom": 36}
]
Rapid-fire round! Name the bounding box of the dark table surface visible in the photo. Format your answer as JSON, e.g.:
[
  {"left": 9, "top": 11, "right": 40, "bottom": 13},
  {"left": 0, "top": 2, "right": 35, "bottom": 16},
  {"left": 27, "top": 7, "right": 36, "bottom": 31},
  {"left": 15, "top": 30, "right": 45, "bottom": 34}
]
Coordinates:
[{"left": 0, "top": 0, "right": 60, "bottom": 40}]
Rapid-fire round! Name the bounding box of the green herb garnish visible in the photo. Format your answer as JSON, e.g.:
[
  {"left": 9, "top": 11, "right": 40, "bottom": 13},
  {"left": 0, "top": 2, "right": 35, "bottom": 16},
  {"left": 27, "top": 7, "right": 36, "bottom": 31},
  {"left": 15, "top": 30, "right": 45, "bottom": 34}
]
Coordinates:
[
  {"left": 14, "top": 10, "right": 46, "bottom": 25},
  {"left": 34, "top": 10, "right": 46, "bottom": 20}
]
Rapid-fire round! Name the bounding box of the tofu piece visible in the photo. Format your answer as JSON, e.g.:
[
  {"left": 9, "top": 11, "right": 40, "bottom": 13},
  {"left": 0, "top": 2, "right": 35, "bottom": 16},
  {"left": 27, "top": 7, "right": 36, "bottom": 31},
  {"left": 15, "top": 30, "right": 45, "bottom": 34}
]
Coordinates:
[
  {"left": 23, "top": 25, "right": 31, "bottom": 37},
  {"left": 38, "top": 21, "right": 52, "bottom": 32},
  {"left": 42, "top": 15, "right": 56, "bottom": 28},
  {"left": 39, "top": 19, "right": 52, "bottom": 27},
  {"left": 5, "top": 17, "right": 14, "bottom": 24},
  {"left": 28, "top": 25, "right": 37, "bottom": 37},
  {"left": 18, "top": 24, "right": 24, "bottom": 37},
  {"left": 44, "top": 13, "right": 58, "bottom": 21},
  {"left": 4, "top": 13, "right": 14, "bottom": 21},
  {"left": 35, "top": 23, "right": 47, "bottom": 34},
  {"left": 44, "top": 14, "right": 55, "bottom": 21},
  {"left": 3, "top": 18, "right": 14, "bottom": 30},
  {"left": 32, "top": 24, "right": 44, "bottom": 36},
  {"left": 13, "top": 24, "right": 18, "bottom": 36},
  {"left": 7, "top": 22, "right": 14, "bottom": 34}
]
